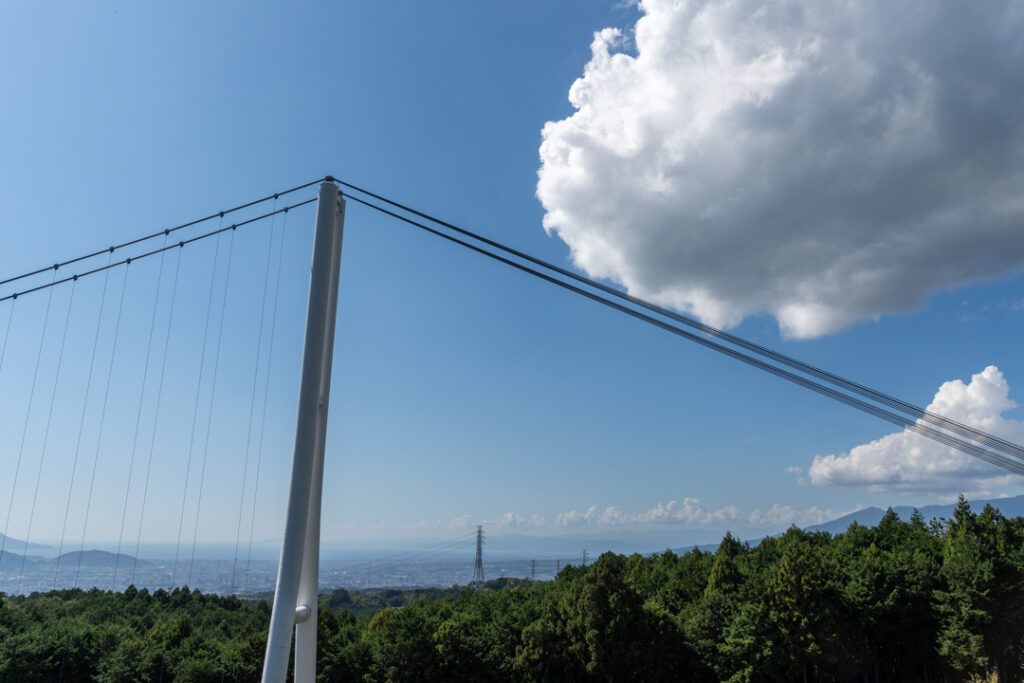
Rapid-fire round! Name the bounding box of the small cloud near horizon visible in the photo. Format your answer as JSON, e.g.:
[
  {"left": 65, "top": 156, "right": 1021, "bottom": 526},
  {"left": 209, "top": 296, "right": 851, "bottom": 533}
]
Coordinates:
[
  {"left": 806, "top": 366, "right": 1024, "bottom": 494},
  {"left": 407, "top": 498, "right": 841, "bottom": 536}
]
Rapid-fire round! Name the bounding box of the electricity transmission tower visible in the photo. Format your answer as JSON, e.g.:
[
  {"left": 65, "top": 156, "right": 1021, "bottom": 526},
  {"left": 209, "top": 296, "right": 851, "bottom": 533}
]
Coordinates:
[{"left": 472, "top": 525, "right": 485, "bottom": 588}]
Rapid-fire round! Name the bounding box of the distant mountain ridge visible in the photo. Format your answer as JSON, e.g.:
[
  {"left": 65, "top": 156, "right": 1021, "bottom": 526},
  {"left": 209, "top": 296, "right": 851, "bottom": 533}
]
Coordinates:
[
  {"left": 0, "top": 533, "right": 55, "bottom": 556},
  {"left": 0, "top": 549, "right": 43, "bottom": 569},
  {"left": 667, "top": 495, "right": 1024, "bottom": 555},
  {"left": 804, "top": 494, "right": 1024, "bottom": 535}
]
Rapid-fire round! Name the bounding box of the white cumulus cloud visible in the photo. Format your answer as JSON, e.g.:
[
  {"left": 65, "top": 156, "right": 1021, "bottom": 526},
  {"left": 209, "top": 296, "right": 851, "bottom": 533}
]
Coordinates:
[
  {"left": 747, "top": 504, "right": 833, "bottom": 527},
  {"left": 555, "top": 498, "right": 738, "bottom": 528},
  {"left": 538, "top": 0, "right": 1024, "bottom": 338},
  {"left": 808, "top": 366, "right": 1024, "bottom": 492}
]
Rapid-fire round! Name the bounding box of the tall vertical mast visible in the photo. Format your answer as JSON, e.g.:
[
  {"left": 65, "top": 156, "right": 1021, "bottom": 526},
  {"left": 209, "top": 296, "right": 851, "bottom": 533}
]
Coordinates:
[
  {"left": 263, "top": 179, "right": 345, "bottom": 683},
  {"left": 472, "top": 525, "right": 485, "bottom": 588}
]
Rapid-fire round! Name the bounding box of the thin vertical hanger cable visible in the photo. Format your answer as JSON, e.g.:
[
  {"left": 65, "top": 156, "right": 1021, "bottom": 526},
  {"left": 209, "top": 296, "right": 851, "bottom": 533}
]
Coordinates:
[
  {"left": 0, "top": 297, "right": 15, "bottom": 569},
  {"left": 228, "top": 204, "right": 277, "bottom": 683},
  {"left": 131, "top": 244, "right": 183, "bottom": 584},
  {"left": 53, "top": 257, "right": 114, "bottom": 588},
  {"left": 74, "top": 265, "right": 130, "bottom": 588},
  {"left": 231, "top": 203, "right": 278, "bottom": 594},
  {"left": 17, "top": 279, "right": 77, "bottom": 594},
  {"left": 0, "top": 270, "right": 57, "bottom": 565},
  {"left": 0, "top": 299, "right": 14, "bottom": 379},
  {"left": 173, "top": 221, "right": 224, "bottom": 585},
  {"left": 188, "top": 225, "right": 237, "bottom": 585},
  {"left": 112, "top": 235, "right": 171, "bottom": 589},
  {"left": 244, "top": 205, "right": 291, "bottom": 592}
]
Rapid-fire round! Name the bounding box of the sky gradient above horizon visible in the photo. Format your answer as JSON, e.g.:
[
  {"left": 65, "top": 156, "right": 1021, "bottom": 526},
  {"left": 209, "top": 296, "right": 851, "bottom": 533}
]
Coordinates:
[{"left": 1, "top": 0, "right": 1023, "bottom": 552}]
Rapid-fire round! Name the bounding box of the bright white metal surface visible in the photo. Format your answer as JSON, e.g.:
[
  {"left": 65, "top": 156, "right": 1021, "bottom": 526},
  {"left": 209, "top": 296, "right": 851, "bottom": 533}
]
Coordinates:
[
  {"left": 262, "top": 181, "right": 344, "bottom": 683},
  {"left": 294, "top": 193, "right": 345, "bottom": 683}
]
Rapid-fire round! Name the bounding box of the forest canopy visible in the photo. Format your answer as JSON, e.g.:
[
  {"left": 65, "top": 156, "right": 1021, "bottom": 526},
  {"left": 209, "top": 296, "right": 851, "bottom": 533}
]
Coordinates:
[{"left": 1, "top": 497, "right": 1022, "bottom": 682}]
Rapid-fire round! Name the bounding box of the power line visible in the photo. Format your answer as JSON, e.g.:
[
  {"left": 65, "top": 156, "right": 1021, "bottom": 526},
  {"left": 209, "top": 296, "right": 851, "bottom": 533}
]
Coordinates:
[
  {"left": 0, "top": 198, "right": 317, "bottom": 305},
  {"left": 344, "top": 192, "right": 1024, "bottom": 477},
  {"left": 335, "top": 179, "right": 1024, "bottom": 464},
  {"left": 0, "top": 178, "right": 323, "bottom": 289}
]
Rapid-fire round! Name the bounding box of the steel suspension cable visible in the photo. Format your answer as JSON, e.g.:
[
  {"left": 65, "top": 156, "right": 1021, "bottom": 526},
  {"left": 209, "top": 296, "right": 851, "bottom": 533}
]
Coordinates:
[
  {"left": 53, "top": 257, "right": 113, "bottom": 588},
  {"left": 231, "top": 203, "right": 278, "bottom": 594},
  {"left": 0, "top": 178, "right": 323, "bottom": 289},
  {"left": 75, "top": 266, "right": 130, "bottom": 588},
  {"left": 0, "top": 271, "right": 57, "bottom": 566},
  {"left": 337, "top": 179, "right": 1024, "bottom": 463},
  {"left": 347, "top": 194, "right": 1024, "bottom": 477},
  {"left": 113, "top": 235, "right": 171, "bottom": 589},
  {"left": 188, "top": 226, "right": 237, "bottom": 585},
  {"left": 18, "top": 280, "right": 77, "bottom": 594},
  {"left": 0, "top": 300, "right": 14, "bottom": 377},
  {"left": 244, "top": 205, "right": 291, "bottom": 593},
  {"left": 173, "top": 222, "right": 225, "bottom": 586},
  {"left": 132, "top": 245, "right": 183, "bottom": 584},
  {"left": 226, "top": 202, "right": 281, "bottom": 683},
  {"left": 0, "top": 196, "right": 316, "bottom": 586},
  {"left": 0, "top": 198, "right": 317, "bottom": 305}
]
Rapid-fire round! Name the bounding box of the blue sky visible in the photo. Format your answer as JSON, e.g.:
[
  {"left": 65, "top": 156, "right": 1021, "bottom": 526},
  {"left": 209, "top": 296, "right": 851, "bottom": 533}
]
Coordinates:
[{"left": 1, "top": 1, "right": 1023, "bottom": 555}]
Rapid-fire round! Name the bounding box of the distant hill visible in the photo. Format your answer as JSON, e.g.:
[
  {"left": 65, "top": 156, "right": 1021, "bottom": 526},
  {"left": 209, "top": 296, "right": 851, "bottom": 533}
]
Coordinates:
[
  {"left": 805, "top": 494, "right": 1024, "bottom": 535},
  {"left": 804, "top": 508, "right": 893, "bottom": 534},
  {"left": 57, "top": 550, "right": 146, "bottom": 569},
  {"left": 0, "top": 533, "right": 55, "bottom": 557},
  {"left": 2, "top": 548, "right": 146, "bottom": 571},
  {"left": 0, "top": 549, "right": 25, "bottom": 569}
]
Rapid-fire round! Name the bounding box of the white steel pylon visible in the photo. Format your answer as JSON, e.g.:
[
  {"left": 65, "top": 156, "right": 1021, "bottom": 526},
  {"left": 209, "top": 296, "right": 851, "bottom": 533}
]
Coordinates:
[{"left": 262, "top": 179, "right": 345, "bottom": 683}]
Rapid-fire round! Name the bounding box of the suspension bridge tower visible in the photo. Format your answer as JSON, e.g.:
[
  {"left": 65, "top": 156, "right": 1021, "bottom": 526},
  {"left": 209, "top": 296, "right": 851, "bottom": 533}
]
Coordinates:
[{"left": 262, "top": 179, "right": 345, "bottom": 683}]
